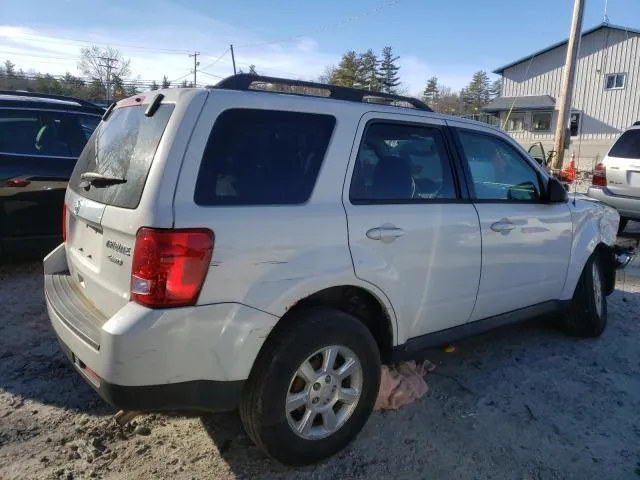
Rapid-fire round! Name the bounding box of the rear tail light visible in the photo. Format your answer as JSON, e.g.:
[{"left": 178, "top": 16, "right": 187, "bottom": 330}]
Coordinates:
[
  {"left": 62, "top": 203, "right": 67, "bottom": 243},
  {"left": 130, "top": 228, "right": 214, "bottom": 308},
  {"left": 592, "top": 163, "right": 607, "bottom": 187}
]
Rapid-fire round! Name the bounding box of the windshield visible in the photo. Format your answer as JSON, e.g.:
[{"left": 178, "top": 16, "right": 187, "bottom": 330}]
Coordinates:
[{"left": 69, "top": 104, "right": 174, "bottom": 209}]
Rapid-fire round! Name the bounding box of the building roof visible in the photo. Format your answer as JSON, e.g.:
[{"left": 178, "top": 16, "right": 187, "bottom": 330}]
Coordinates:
[
  {"left": 493, "top": 23, "right": 640, "bottom": 74},
  {"left": 481, "top": 95, "right": 556, "bottom": 112}
]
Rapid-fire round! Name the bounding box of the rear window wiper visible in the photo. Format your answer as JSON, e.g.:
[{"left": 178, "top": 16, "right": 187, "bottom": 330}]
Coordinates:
[{"left": 79, "top": 172, "right": 127, "bottom": 189}]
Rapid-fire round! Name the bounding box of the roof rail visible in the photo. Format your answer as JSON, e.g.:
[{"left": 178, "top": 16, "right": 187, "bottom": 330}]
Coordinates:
[
  {"left": 0, "top": 89, "right": 103, "bottom": 109},
  {"left": 211, "top": 73, "right": 432, "bottom": 112}
]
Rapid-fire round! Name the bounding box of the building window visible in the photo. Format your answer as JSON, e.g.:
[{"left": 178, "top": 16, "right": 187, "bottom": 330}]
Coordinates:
[
  {"left": 605, "top": 73, "right": 626, "bottom": 90},
  {"left": 532, "top": 112, "right": 552, "bottom": 132},
  {"left": 505, "top": 113, "right": 525, "bottom": 131}
]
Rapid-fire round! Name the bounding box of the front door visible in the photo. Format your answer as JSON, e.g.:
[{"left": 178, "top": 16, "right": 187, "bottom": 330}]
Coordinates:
[
  {"left": 451, "top": 125, "right": 572, "bottom": 321},
  {"left": 343, "top": 113, "right": 481, "bottom": 343}
]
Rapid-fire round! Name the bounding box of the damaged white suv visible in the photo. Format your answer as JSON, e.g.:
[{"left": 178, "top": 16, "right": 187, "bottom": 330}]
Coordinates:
[{"left": 44, "top": 74, "right": 627, "bottom": 466}]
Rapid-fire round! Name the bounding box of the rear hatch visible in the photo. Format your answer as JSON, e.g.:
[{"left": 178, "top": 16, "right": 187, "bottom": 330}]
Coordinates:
[
  {"left": 604, "top": 128, "right": 640, "bottom": 198},
  {"left": 64, "top": 95, "right": 176, "bottom": 317}
]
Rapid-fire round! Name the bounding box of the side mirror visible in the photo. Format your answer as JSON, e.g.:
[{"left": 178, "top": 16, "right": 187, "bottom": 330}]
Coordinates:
[{"left": 546, "top": 176, "right": 569, "bottom": 203}]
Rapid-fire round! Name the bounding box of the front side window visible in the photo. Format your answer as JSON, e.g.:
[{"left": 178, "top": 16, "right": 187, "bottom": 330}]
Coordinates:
[
  {"left": 457, "top": 130, "right": 542, "bottom": 201},
  {"left": 605, "top": 73, "right": 626, "bottom": 90},
  {"left": 0, "top": 109, "right": 92, "bottom": 157},
  {"left": 194, "top": 109, "right": 336, "bottom": 206},
  {"left": 350, "top": 122, "right": 457, "bottom": 203}
]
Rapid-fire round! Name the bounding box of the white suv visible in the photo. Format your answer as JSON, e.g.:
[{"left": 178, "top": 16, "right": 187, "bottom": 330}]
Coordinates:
[
  {"left": 588, "top": 123, "right": 640, "bottom": 233},
  {"left": 44, "top": 74, "right": 624, "bottom": 466}
]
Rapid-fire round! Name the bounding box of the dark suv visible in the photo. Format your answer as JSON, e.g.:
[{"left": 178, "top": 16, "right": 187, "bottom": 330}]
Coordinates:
[{"left": 0, "top": 91, "right": 104, "bottom": 258}]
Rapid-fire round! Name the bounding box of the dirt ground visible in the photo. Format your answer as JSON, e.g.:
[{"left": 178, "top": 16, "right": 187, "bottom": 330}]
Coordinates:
[{"left": 1, "top": 227, "right": 640, "bottom": 480}]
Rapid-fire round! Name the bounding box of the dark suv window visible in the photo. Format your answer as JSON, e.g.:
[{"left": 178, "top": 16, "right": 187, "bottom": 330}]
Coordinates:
[
  {"left": 70, "top": 104, "right": 174, "bottom": 209},
  {"left": 609, "top": 129, "right": 640, "bottom": 159},
  {"left": 194, "top": 109, "right": 336, "bottom": 206},
  {"left": 0, "top": 109, "right": 98, "bottom": 157}
]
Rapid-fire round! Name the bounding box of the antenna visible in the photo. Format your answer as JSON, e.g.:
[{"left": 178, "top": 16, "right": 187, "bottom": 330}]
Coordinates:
[{"left": 603, "top": 0, "right": 609, "bottom": 23}]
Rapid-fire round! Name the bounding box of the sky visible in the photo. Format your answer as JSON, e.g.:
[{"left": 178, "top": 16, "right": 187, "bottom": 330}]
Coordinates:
[{"left": 0, "top": 0, "right": 639, "bottom": 96}]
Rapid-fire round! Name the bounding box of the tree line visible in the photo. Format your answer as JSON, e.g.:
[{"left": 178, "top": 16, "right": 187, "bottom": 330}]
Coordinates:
[
  {"left": 321, "top": 46, "right": 502, "bottom": 114},
  {"left": 1, "top": 45, "right": 503, "bottom": 115}
]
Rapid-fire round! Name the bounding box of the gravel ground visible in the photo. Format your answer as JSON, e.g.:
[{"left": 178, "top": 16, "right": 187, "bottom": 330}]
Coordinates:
[{"left": 1, "top": 225, "right": 640, "bottom": 480}]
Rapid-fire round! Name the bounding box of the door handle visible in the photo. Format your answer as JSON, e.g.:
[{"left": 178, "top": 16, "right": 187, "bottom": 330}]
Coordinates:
[
  {"left": 490, "top": 220, "right": 516, "bottom": 233},
  {"left": 366, "top": 227, "right": 405, "bottom": 241}
]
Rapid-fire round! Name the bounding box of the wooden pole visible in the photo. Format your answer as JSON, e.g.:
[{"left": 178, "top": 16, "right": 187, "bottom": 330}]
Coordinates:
[{"left": 551, "top": 0, "right": 586, "bottom": 172}]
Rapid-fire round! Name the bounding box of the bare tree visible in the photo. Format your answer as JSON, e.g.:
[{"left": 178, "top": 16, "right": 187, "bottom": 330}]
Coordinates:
[{"left": 78, "top": 46, "right": 131, "bottom": 101}]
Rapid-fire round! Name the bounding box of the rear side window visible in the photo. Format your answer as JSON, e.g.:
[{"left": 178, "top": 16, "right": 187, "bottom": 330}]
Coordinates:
[
  {"left": 70, "top": 104, "right": 174, "bottom": 209},
  {"left": 609, "top": 129, "right": 640, "bottom": 159},
  {"left": 194, "top": 109, "right": 336, "bottom": 206},
  {"left": 0, "top": 109, "right": 98, "bottom": 157}
]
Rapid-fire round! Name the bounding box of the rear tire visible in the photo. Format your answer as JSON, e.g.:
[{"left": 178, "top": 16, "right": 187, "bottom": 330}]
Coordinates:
[
  {"left": 239, "top": 306, "right": 381, "bottom": 466},
  {"left": 618, "top": 217, "right": 629, "bottom": 235},
  {"left": 562, "top": 252, "right": 607, "bottom": 337}
]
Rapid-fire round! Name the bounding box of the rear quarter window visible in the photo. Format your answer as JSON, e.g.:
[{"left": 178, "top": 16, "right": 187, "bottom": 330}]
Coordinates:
[
  {"left": 194, "top": 109, "right": 336, "bottom": 206},
  {"left": 69, "top": 104, "right": 174, "bottom": 209},
  {"left": 609, "top": 129, "right": 640, "bottom": 159}
]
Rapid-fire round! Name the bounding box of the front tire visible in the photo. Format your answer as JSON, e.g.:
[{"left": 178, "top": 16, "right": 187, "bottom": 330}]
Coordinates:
[
  {"left": 239, "top": 306, "right": 381, "bottom": 466},
  {"left": 562, "top": 252, "right": 607, "bottom": 337}
]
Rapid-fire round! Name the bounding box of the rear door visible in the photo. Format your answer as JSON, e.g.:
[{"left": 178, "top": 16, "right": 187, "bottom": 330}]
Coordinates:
[
  {"left": 344, "top": 113, "right": 481, "bottom": 342},
  {"left": 604, "top": 127, "right": 640, "bottom": 198},
  {"left": 0, "top": 109, "right": 99, "bottom": 249},
  {"left": 64, "top": 96, "right": 180, "bottom": 317}
]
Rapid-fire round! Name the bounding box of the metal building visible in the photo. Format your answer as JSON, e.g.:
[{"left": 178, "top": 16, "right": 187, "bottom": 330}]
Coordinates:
[{"left": 483, "top": 23, "right": 640, "bottom": 171}]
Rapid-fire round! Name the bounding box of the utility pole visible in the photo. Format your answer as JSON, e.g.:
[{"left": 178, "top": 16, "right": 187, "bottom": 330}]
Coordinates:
[
  {"left": 189, "top": 51, "right": 200, "bottom": 87},
  {"left": 230, "top": 44, "right": 237, "bottom": 75},
  {"left": 98, "top": 56, "right": 117, "bottom": 103},
  {"left": 551, "top": 0, "right": 586, "bottom": 172}
]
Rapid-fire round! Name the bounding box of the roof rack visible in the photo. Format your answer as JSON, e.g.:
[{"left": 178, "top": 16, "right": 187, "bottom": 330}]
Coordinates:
[
  {"left": 211, "top": 73, "right": 432, "bottom": 112},
  {"left": 0, "top": 89, "right": 103, "bottom": 109}
]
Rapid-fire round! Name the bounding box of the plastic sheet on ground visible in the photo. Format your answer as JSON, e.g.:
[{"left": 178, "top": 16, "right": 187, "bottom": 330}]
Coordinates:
[{"left": 374, "top": 359, "right": 436, "bottom": 411}]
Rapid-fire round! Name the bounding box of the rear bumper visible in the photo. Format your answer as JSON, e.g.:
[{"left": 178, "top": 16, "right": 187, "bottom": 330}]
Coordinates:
[
  {"left": 54, "top": 331, "right": 244, "bottom": 412},
  {"left": 43, "top": 243, "right": 279, "bottom": 412},
  {"left": 587, "top": 187, "right": 640, "bottom": 220}
]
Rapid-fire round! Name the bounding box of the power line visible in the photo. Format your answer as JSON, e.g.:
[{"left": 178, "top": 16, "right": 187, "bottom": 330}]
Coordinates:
[{"left": 198, "top": 48, "right": 228, "bottom": 72}]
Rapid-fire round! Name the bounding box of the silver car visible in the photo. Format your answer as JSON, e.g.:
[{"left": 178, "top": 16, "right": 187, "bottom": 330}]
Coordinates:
[{"left": 588, "top": 123, "right": 640, "bottom": 233}]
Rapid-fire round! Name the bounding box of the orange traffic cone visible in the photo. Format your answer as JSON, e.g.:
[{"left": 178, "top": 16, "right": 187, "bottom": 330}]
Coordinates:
[{"left": 561, "top": 152, "right": 577, "bottom": 183}]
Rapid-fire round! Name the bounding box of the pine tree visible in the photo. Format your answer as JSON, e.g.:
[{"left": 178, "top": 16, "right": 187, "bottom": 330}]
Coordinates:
[
  {"left": 357, "top": 49, "right": 381, "bottom": 91},
  {"left": 161, "top": 75, "right": 171, "bottom": 89},
  {"left": 489, "top": 78, "right": 502, "bottom": 100},
  {"left": 379, "top": 46, "right": 401, "bottom": 94},
  {"left": 330, "top": 51, "right": 360, "bottom": 88},
  {"left": 112, "top": 75, "right": 125, "bottom": 99},
  {"left": 4, "top": 60, "right": 16, "bottom": 77},
  {"left": 422, "top": 76, "right": 439, "bottom": 104},
  {"left": 248, "top": 64, "right": 258, "bottom": 75},
  {"left": 150, "top": 81, "right": 159, "bottom": 91},
  {"left": 461, "top": 70, "right": 491, "bottom": 112}
]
